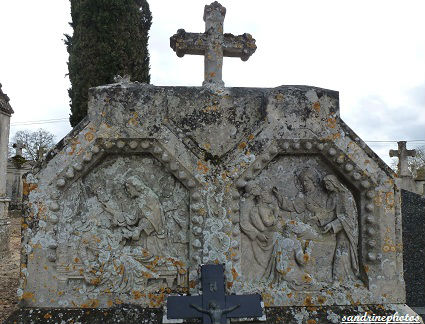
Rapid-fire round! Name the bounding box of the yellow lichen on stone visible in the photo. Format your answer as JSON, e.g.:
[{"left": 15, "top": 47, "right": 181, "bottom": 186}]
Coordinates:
[
  {"left": 275, "top": 93, "right": 284, "bottom": 101},
  {"left": 128, "top": 112, "right": 139, "bottom": 126},
  {"left": 197, "top": 160, "right": 209, "bottom": 174},
  {"left": 84, "top": 131, "right": 95, "bottom": 142},
  {"left": 313, "top": 101, "right": 321, "bottom": 112},
  {"left": 326, "top": 118, "right": 337, "bottom": 129}
]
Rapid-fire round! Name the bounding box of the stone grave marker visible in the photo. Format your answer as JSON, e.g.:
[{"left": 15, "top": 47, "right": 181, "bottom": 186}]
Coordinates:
[
  {"left": 170, "top": 1, "right": 256, "bottom": 88},
  {"left": 390, "top": 141, "right": 417, "bottom": 192},
  {"left": 6, "top": 2, "right": 422, "bottom": 323},
  {"left": 0, "top": 83, "right": 14, "bottom": 258}
]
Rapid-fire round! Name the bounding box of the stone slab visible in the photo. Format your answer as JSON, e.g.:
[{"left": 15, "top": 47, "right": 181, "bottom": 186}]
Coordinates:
[
  {"left": 18, "top": 82, "right": 405, "bottom": 312},
  {"left": 401, "top": 189, "right": 425, "bottom": 309},
  {"left": 5, "top": 305, "right": 423, "bottom": 324},
  {"left": 0, "top": 218, "right": 10, "bottom": 258}
]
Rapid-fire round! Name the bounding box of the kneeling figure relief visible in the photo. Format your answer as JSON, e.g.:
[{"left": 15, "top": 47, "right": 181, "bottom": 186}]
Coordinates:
[
  {"left": 240, "top": 156, "right": 361, "bottom": 290},
  {"left": 56, "top": 155, "right": 189, "bottom": 294}
]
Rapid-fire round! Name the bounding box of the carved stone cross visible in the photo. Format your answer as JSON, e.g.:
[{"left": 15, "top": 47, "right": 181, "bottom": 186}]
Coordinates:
[
  {"left": 389, "top": 141, "right": 416, "bottom": 177},
  {"left": 170, "top": 1, "right": 256, "bottom": 88},
  {"left": 166, "top": 264, "right": 263, "bottom": 324},
  {"left": 12, "top": 141, "right": 25, "bottom": 157}
]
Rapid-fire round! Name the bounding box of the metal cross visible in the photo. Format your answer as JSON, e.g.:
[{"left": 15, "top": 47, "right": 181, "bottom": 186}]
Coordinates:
[
  {"left": 389, "top": 141, "right": 416, "bottom": 177},
  {"left": 170, "top": 1, "right": 257, "bottom": 88},
  {"left": 166, "top": 264, "right": 263, "bottom": 324}
]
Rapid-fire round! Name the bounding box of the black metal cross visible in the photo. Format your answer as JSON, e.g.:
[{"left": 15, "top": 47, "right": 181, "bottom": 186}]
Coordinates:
[{"left": 166, "top": 264, "right": 263, "bottom": 324}]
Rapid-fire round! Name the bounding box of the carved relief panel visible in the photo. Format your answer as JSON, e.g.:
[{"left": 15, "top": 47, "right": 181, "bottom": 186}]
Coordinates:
[
  {"left": 55, "top": 154, "right": 190, "bottom": 295},
  {"left": 239, "top": 155, "right": 362, "bottom": 291}
]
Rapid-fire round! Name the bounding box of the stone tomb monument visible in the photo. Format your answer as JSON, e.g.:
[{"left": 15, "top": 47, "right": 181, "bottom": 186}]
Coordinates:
[
  {"left": 8, "top": 2, "right": 421, "bottom": 323},
  {"left": 0, "top": 83, "right": 14, "bottom": 258}
]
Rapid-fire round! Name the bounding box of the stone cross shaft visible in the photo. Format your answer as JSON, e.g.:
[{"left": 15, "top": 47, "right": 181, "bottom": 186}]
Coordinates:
[
  {"left": 170, "top": 1, "right": 256, "bottom": 88},
  {"left": 13, "top": 141, "right": 25, "bottom": 156},
  {"left": 389, "top": 141, "right": 416, "bottom": 177}
]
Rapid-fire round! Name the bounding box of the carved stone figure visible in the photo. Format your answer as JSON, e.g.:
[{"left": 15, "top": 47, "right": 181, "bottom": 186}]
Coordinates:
[
  {"left": 272, "top": 168, "right": 325, "bottom": 226},
  {"left": 322, "top": 175, "right": 360, "bottom": 282},
  {"left": 240, "top": 182, "right": 279, "bottom": 279},
  {"left": 240, "top": 182, "right": 312, "bottom": 289},
  {"left": 272, "top": 167, "right": 360, "bottom": 285},
  {"left": 265, "top": 221, "right": 313, "bottom": 290},
  {"left": 271, "top": 168, "right": 334, "bottom": 283},
  {"left": 101, "top": 175, "right": 166, "bottom": 256},
  {"left": 55, "top": 156, "right": 190, "bottom": 294},
  {"left": 190, "top": 301, "right": 240, "bottom": 324}
]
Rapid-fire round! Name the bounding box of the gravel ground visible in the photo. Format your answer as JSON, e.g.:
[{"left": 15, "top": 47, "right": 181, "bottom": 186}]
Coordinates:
[{"left": 0, "top": 217, "right": 21, "bottom": 323}]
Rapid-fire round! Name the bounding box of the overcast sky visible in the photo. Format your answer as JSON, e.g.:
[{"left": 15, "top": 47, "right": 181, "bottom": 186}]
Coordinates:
[{"left": 0, "top": 0, "right": 424, "bottom": 166}]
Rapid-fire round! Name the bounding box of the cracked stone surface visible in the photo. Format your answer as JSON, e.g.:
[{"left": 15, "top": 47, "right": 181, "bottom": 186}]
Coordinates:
[
  {"left": 10, "top": 80, "right": 418, "bottom": 323},
  {"left": 17, "top": 82, "right": 405, "bottom": 306}
]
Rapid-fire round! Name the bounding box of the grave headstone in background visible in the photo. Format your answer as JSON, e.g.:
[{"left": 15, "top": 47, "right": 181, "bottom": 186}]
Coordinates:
[
  {"left": 6, "top": 144, "right": 33, "bottom": 212},
  {"left": 390, "top": 141, "right": 417, "bottom": 193},
  {"left": 6, "top": 2, "right": 422, "bottom": 323}
]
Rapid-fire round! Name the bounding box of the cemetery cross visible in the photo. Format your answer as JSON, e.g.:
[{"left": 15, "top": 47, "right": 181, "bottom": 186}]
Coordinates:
[
  {"left": 166, "top": 264, "right": 263, "bottom": 324},
  {"left": 170, "top": 1, "right": 257, "bottom": 88},
  {"left": 389, "top": 141, "right": 416, "bottom": 177},
  {"left": 12, "top": 142, "right": 25, "bottom": 157}
]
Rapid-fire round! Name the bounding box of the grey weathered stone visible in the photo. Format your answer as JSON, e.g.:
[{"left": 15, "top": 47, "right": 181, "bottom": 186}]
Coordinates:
[
  {"left": 390, "top": 141, "right": 417, "bottom": 192},
  {"left": 10, "top": 2, "right": 420, "bottom": 322},
  {"left": 170, "top": 1, "right": 256, "bottom": 89},
  {"left": 17, "top": 82, "right": 406, "bottom": 311},
  {"left": 7, "top": 151, "right": 33, "bottom": 211},
  {"left": 0, "top": 218, "right": 11, "bottom": 258},
  {"left": 4, "top": 304, "right": 422, "bottom": 324},
  {"left": 0, "top": 83, "right": 14, "bottom": 257}
]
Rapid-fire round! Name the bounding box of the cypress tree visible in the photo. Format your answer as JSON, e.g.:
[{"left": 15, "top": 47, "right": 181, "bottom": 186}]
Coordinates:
[{"left": 66, "top": 0, "right": 152, "bottom": 127}]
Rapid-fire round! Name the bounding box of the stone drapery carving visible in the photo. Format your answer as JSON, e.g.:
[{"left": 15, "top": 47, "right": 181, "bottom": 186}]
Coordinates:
[
  {"left": 19, "top": 82, "right": 404, "bottom": 310},
  {"left": 56, "top": 155, "right": 189, "bottom": 293},
  {"left": 322, "top": 175, "right": 359, "bottom": 281},
  {"left": 240, "top": 160, "right": 360, "bottom": 290},
  {"left": 240, "top": 182, "right": 312, "bottom": 290}
]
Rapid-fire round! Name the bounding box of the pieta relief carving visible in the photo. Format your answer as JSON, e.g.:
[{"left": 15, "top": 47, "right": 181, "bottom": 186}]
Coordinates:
[
  {"left": 240, "top": 156, "right": 361, "bottom": 290},
  {"left": 56, "top": 155, "right": 189, "bottom": 294}
]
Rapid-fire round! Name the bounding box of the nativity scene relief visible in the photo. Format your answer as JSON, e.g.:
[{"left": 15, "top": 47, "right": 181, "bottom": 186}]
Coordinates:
[
  {"left": 55, "top": 155, "right": 190, "bottom": 296},
  {"left": 239, "top": 156, "right": 361, "bottom": 292}
]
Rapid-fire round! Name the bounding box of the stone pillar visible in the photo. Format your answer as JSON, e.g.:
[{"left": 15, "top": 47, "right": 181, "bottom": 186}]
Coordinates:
[{"left": 0, "top": 83, "right": 14, "bottom": 257}]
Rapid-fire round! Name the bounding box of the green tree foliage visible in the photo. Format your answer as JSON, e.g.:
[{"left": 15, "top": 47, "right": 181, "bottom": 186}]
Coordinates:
[{"left": 66, "top": 0, "right": 152, "bottom": 127}]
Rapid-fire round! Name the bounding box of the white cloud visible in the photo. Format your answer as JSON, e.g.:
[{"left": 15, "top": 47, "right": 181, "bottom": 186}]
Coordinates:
[{"left": 0, "top": 0, "right": 424, "bottom": 166}]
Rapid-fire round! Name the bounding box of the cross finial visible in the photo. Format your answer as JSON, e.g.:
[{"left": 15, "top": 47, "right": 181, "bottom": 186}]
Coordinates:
[
  {"left": 12, "top": 141, "right": 25, "bottom": 157},
  {"left": 170, "top": 2, "right": 257, "bottom": 89},
  {"left": 389, "top": 141, "right": 416, "bottom": 177}
]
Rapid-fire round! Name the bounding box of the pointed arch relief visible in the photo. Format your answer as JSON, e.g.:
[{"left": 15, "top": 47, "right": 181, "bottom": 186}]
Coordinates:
[
  {"left": 37, "top": 138, "right": 207, "bottom": 304},
  {"left": 235, "top": 140, "right": 379, "bottom": 295}
]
